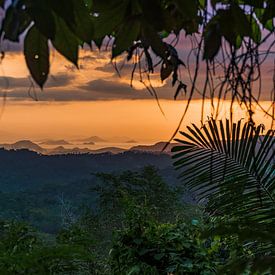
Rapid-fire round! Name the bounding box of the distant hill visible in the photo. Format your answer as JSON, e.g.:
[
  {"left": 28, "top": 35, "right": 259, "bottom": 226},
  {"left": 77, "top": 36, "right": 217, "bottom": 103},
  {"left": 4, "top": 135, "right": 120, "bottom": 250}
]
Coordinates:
[
  {"left": 89, "top": 147, "right": 125, "bottom": 154},
  {"left": 40, "top": 139, "right": 72, "bottom": 146},
  {"left": 0, "top": 148, "right": 177, "bottom": 194},
  {"left": 46, "top": 146, "right": 125, "bottom": 155},
  {"left": 0, "top": 148, "right": 182, "bottom": 233},
  {"left": 47, "top": 146, "right": 92, "bottom": 155},
  {"left": 0, "top": 140, "right": 46, "bottom": 154},
  {"left": 125, "top": 140, "right": 138, "bottom": 143},
  {"left": 130, "top": 142, "right": 179, "bottom": 154},
  {"left": 83, "top": 141, "right": 95, "bottom": 145},
  {"left": 0, "top": 140, "right": 180, "bottom": 155},
  {"left": 78, "top": 136, "right": 107, "bottom": 143}
]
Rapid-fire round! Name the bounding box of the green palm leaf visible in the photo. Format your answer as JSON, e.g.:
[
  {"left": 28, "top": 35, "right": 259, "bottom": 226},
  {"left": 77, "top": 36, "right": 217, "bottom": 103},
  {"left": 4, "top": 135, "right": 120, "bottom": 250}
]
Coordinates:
[{"left": 172, "top": 118, "right": 275, "bottom": 224}]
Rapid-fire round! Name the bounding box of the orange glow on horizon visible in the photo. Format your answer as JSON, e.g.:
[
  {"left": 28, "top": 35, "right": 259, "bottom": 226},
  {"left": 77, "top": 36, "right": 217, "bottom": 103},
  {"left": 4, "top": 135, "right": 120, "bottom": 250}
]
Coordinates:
[
  {"left": 0, "top": 50, "right": 273, "bottom": 145},
  {"left": 0, "top": 99, "right": 273, "bottom": 143}
]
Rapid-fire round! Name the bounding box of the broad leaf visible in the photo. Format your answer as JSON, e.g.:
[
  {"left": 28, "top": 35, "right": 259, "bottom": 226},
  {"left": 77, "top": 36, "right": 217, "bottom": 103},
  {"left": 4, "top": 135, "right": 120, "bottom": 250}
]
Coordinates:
[
  {"left": 26, "top": 2, "right": 56, "bottom": 40},
  {"left": 203, "top": 19, "right": 221, "bottom": 60},
  {"left": 52, "top": 15, "right": 79, "bottom": 67},
  {"left": 49, "top": 0, "right": 93, "bottom": 43},
  {"left": 112, "top": 19, "right": 140, "bottom": 59},
  {"left": 142, "top": 24, "right": 166, "bottom": 58},
  {"left": 1, "top": 6, "right": 30, "bottom": 42},
  {"left": 93, "top": 0, "right": 127, "bottom": 39},
  {"left": 24, "top": 26, "right": 49, "bottom": 88},
  {"left": 0, "top": 0, "right": 5, "bottom": 8},
  {"left": 160, "top": 61, "right": 173, "bottom": 81}
]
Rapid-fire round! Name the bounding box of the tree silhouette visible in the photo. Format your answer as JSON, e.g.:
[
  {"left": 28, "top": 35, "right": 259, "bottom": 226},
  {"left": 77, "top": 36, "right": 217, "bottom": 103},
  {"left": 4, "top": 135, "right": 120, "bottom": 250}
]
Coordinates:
[{"left": 0, "top": 0, "right": 274, "bottom": 127}]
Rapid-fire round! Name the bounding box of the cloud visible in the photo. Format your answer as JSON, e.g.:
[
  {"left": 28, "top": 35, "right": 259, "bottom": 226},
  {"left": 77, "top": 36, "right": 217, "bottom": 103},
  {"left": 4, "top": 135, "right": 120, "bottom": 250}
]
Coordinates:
[
  {"left": 80, "top": 79, "right": 135, "bottom": 93},
  {"left": 0, "top": 46, "right": 272, "bottom": 102},
  {"left": 0, "top": 73, "right": 74, "bottom": 90},
  {"left": 5, "top": 78, "right": 175, "bottom": 102},
  {"left": 6, "top": 87, "right": 146, "bottom": 102},
  {"left": 45, "top": 73, "right": 74, "bottom": 88},
  {"left": 79, "top": 79, "right": 151, "bottom": 100}
]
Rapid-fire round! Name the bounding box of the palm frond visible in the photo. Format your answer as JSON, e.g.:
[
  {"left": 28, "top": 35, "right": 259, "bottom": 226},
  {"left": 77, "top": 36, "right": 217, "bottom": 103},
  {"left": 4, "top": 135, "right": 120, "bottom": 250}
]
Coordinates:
[{"left": 172, "top": 118, "right": 275, "bottom": 224}]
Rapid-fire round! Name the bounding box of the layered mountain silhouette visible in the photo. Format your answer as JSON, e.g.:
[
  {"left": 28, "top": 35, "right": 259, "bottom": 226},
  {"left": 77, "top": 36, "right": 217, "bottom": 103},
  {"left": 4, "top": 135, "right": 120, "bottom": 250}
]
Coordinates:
[
  {"left": 0, "top": 140, "right": 177, "bottom": 155},
  {"left": 83, "top": 141, "right": 95, "bottom": 145},
  {"left": 77, "top": 136, "right": 107, "bottom": 143},
  {"left": 130, "top": 142, "right": 176, "bottom": 153},
  {"left": 39, "top": 139, "right": 72, "bottom": 145},
  {"left": 0, "top": 140, "right": 46, "bottom": 154}
]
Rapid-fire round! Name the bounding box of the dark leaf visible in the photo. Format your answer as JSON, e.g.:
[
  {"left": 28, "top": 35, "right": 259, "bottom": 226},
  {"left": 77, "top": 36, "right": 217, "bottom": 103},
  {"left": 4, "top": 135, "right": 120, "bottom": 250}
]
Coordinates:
[
  {"left": 262, "top": 1, "right": 275, "bottom": 26},
  {"left": 172, "top": 70, "right": 178, "bottom": 86},
  {"left": 51, "top": 15, "right": 79, "bottom": 67},
  {"left": 24, "top": 26, "right": 49, "bottom": 88},
  {"left": 203, "top": 19, "right": 221, "bottom": 60},
  {"left": 94, "top": 1, "right": 127, "bottom": 39},
  {"left": 1, "top": 6, "right": 30, "bottom": 42},
  {"left": 144, "top": 48, "right": 154, "bottom": 73},
  {"left": 139, "top": 0, "right": 167, "bottom": 31},
  {"left": 127, "top": 43, "right": 140, "bottom": 61},
  {"left": 93, "top": 36, "right": 105, "bottom": 50},
  {"left": 83, "top": 0, "right": 93, "bottom": 10},
  {"left": 70, "top": 0, "right": 94, "bottom": 44},
  {"left": 174, "top": 0, "right": 198, "bottom": 19},
  {"left": 112, "top": 19, "right": 140, "bottom": 59},
  {"left": 93, "top": 0, "right": 121, "bottom": 12},
  {"left": 249, "top": 16, "right": 261, "bottom": 43},
  {"left": 0, "top": 0, "right": 5, "bottom": 8},
  {"left": 50, "top": 0, "right": 93, "bottom": 43},
  {"left": 48, "top": 0, "right": 75, "bottom": 26},
  {"left": 174, "top": 82, "right": 187, "bottom": 99},
  {"left": 26, "top": 2, "right": 56, "bottom": 40},
  {"left": 161, "top": 61, "right": 174, "bottom": 81},
  {"left": 142, "top": 24, "right": 166, "bottom": 58}
]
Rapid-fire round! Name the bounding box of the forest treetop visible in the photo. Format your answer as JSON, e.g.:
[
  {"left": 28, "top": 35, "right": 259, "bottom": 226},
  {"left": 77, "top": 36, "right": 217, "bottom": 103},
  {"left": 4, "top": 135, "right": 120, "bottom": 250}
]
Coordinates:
[{"left": 0, "top": 0, "right": 275, "bottom": 123}]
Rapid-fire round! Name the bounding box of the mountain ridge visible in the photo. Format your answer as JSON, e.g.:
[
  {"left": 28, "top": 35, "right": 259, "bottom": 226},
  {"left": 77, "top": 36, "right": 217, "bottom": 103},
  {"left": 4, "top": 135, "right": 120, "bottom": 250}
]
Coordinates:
[{"left": 0, "top": 140, "right": 177, "bottom": 155}]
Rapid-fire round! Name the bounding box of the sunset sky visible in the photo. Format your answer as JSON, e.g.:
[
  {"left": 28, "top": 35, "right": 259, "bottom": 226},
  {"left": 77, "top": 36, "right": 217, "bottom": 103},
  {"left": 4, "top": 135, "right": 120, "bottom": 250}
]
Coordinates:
[{"left": 0, "top": 36, "right": 273, "bottom": 144}]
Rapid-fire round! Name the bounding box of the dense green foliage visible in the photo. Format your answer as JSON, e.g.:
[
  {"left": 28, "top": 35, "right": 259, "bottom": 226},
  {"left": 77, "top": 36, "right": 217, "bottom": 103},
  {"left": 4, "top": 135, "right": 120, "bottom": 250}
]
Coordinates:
[
  {"left": 110, "top": 208, "right": 234, "bottom": 275},
  {"left": 0, "top": 221, "right": 95, "bottom": 274},
  {"left": 0, "top": 150, "right": 176, "bottom": 232},
  {"left": 0, "top": 166, "right": 241, "bottom": 274},
  {"left": 0, "top": 158, "right": 274, "bottom": 273}
]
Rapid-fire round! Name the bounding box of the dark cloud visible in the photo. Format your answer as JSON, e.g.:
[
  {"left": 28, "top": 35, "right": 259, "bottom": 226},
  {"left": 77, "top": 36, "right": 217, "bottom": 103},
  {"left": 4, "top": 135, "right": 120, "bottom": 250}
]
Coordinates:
[
  {"left": 79, "top": 79, "right": 151, "bottom": 99},
  {"left": 0, "top": 76, "right": 30, "bottom": 88},
  {"left": 46, "top": 73, "right": 74, "bottom": 88},
  {"left": 94, "top": 63, "right": 142, "bottom": 76},
  {"left": 80, "top": 79, "right": 135, "bottom": 93},
  {"left": 80, "top": 79, "right": 192, "bottom": 100},
  {"left": 0, "top": 73, "right": 74, "bottom": 90},
  {"left": 2, "top": 74, "right": 271, "bottom": 102},
  {"left": 3, "top": 77, "right": 191, "bottom": 101},
  {"left": 6, "top": 88, "right": 145, "bottom": 101},
  {"left": 5, "top": 79, "right": 158, "bottom": 101}
]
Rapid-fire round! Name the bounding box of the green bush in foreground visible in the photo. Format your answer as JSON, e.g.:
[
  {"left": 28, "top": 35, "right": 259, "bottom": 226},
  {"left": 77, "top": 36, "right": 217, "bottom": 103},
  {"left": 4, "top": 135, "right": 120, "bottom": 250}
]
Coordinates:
[
  {"left": 0, "top": 221, "right": 95, "bottom": 274},
  {"left": 110, "top": 206, "right": 247, "bottom": 275}
]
